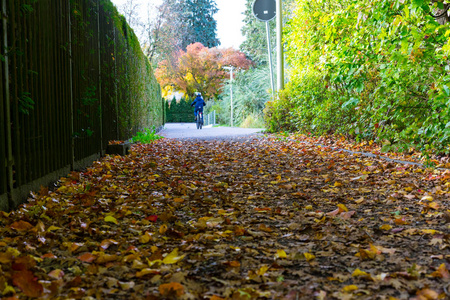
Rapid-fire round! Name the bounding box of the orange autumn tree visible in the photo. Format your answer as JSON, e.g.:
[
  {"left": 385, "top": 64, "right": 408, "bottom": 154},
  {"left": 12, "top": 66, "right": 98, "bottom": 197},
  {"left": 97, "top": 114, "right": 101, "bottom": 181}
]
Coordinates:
[{"left": 155, "top": 43, "right": 252, "bottom": 100}]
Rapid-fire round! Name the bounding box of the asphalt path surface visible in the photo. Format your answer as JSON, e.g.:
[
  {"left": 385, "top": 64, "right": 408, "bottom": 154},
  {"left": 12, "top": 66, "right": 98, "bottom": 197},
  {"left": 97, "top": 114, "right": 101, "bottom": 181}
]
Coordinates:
[{"left": 159, "top": 123, "right": 264, "bottom": 140}]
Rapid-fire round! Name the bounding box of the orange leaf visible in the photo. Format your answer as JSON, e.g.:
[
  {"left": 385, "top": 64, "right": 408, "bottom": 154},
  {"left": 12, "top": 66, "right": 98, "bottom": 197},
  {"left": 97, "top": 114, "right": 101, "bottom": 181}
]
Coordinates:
[
  {"left": 10, "top": 220, "right": 33, "bottom": 232},
  {"left": 337, "top": 203, "right": 348, "bottom": 212},
  {"left": 429, "top": 263, "right": 450, "bottom": 279},
  {"left": 210, "top": 296, "right": 225, "bottom": 300},
  {"left": 225, "top": 261, "right": 241, "bottom": 267},
  {"left": 394, "top": 217, "right": 409, "bottom": 225},
  {"left": 41, "top": 253, "right": 58, "bottom": 258},
  {"left": 12, "top": 270, "right": 43, "bottom": 297},
  {"left": 146, "top": 215, "right": 158, "bottom": 222},
  {"left": 415, "top": 288, "right": 439, "bottom": 300},
  {"left": 77, "top": 252, "right": 97, "bottom": 263},
  {"left": 259, "top": 224, "right": 273, "bottom": 232},
  {"left": 99, "top": 239, "right": 119, "bottom": 250},
  {"left": 173, "top": 198, "right": 184, "bottom": 203},
  {"left": 254, "top": 207, "right": 271, "bottom": 212},
  {"left": 159, "top": 282, "right": 184, "bottom": 297}
]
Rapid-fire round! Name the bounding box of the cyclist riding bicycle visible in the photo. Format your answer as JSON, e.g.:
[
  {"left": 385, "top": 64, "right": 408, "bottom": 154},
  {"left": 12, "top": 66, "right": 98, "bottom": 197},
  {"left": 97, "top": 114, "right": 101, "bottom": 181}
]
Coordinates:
[{"left": 191, "top": 92, "right": 206, "bottom": 122}]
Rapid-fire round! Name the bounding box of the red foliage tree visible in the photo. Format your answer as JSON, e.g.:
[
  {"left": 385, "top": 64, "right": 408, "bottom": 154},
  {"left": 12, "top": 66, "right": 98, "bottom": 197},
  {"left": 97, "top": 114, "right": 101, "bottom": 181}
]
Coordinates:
[{"left": 155, "top": 43, "right": 252, "bottom": 100}]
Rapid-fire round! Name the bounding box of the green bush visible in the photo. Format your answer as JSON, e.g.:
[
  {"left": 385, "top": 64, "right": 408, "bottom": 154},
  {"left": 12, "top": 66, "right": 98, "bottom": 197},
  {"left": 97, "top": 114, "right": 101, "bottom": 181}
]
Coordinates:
[
  {"left": 266, "top": 0, "right": 450, "bottom": 155},
  {"left": 131, "top": 128, "right": 163, "bottom": 144}
]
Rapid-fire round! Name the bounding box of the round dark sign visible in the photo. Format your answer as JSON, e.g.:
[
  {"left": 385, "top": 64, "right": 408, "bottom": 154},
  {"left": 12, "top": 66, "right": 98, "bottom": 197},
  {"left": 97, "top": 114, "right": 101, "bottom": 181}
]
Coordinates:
[{"left": 252, "top": 0, "right": 276, "bottom": 22}]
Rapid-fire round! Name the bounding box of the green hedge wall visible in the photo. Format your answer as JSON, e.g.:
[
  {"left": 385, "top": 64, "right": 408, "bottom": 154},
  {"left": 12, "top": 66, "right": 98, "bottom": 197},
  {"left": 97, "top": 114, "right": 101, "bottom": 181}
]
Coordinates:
[{"left": 166, "top": 98, "right": 194, "bottom": 123}]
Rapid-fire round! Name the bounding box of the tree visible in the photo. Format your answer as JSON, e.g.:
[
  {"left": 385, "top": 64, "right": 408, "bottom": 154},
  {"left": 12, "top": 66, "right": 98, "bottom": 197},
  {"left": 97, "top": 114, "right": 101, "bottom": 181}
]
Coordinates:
[
  {"left": 155, "top": 43, "right": 252, "bottom": 100},
  {"left": 182, "top": 0, "right": 220, "bottom": 49},
  {"left": 143, "top": 0, "right": 188, "bottom": 65},
  {"left": 119, "top": 0, "right": 145, "bottom": 41}
]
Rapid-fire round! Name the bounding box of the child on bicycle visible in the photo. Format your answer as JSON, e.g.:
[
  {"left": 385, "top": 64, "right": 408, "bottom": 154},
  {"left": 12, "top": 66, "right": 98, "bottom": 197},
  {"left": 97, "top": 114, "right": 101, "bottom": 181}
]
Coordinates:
[{"left": 191, "top": 92, "right": 206, "bottom": 122}]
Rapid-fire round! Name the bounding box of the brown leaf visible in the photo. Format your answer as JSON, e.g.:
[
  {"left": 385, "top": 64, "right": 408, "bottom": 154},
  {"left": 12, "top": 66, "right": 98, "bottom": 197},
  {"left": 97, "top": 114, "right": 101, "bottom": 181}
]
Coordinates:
[
  {"left": 159, "top": 282, "right": 184, "bottom": 297},
  {"left": 10, "top": 220, "right": 33, "bottom": 232},
  {"left": 77, "top": 252, "right": 97, "bottom": 263},
  {"left": 12, "top": 270, "right": 43, "bottom": 297}
]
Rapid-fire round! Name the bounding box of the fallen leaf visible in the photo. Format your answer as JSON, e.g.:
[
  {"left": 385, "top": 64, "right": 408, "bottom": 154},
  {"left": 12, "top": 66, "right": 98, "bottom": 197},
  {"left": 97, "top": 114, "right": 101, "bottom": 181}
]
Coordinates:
[
  {"left": 342, "top": 285, "right": 358, "bottom": 292},
  {"left": 104, "top": 215, "right": 118, "bottom": 225},
  {"left": 415, "top": 288, "right": 439, "bottom": 300},
  {"left": 257, "top": 265, "right": 270, "bottom": 276},
  {"left": 429, "top": 264, "right": 450, "bottom": 279},
  {"left": 77, "top": 253, "right": 97, "bottom": 263},
  {"left": 275, "top": 250, "right": 287, "bottom": 259},
  {"left": 162, "top": 248, "right": 185, "bottom": 264},
  {"left": 48, "top": 269, "right": 65, "bottom": 279},
  {"left": 12, "top": 270, "right": 43, "bottom": 297},
  {"left": 304, "top": 253, "right": 315, "bottom": 261},
  {"left": 146, "top": 215, "right": 158, "bottom": 222},
  {"left": 159, "top": 282, "right": 184, "bottom": 297},
  {"left": 380, "top": 224, "right": 393, "bottom": 231},
  {"left": 10, "top": 221, "right": 33, "bottom": 232}
]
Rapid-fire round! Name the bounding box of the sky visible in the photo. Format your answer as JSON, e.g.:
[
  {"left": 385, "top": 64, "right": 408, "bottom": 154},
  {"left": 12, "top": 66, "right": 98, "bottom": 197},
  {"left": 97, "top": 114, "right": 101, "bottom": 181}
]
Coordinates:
[{"left": 110, "top": 0, "right": 247, "bottom": 49}]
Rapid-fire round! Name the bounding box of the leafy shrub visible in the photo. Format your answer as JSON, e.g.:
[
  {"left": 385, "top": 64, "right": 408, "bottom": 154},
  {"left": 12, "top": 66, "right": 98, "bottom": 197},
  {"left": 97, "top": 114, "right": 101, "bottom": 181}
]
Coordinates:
[
  {"left": 267, "top": 0, "right": 450, "bottom": 155},
  {"left": 131, "top": 128, "right": 163, "bottom": 144}
]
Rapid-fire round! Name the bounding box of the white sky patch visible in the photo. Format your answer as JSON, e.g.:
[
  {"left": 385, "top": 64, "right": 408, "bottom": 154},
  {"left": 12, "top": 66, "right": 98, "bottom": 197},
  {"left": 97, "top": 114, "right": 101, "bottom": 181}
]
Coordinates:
[{"left": 110, "top": 0, "right": 246, "bottom": 49}]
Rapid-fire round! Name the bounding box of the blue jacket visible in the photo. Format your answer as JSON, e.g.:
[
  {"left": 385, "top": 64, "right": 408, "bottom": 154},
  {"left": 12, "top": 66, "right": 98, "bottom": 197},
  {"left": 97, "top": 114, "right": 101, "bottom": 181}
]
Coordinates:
[{"left": 191, "top": 95, "right": 206, "bottom": 111}]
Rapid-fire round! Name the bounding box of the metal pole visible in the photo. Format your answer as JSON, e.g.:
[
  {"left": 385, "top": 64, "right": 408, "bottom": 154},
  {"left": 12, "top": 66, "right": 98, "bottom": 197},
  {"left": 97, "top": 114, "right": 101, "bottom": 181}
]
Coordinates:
[
  {"left": 2, "top": 0, "right": 14, "bottom": 209},
  {"left": 276, "top": 0, "right": 284, "bottom": 90},
  {"left": 265, "top": 21, "right": 275, "bottom": 97}
]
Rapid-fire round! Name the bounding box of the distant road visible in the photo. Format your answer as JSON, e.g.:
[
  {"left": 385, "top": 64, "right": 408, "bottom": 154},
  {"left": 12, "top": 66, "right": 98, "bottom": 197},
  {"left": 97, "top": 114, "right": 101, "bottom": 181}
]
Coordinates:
[{"left": 159, "top": 123, "right": 264, "bottom": 140}]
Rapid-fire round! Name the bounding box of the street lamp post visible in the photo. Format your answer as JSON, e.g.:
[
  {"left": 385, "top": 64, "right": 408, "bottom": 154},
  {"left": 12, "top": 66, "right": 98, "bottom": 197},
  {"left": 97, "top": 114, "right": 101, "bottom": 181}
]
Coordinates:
[{"left": 223, "top": 66, "right": 234, "bottom": 127}]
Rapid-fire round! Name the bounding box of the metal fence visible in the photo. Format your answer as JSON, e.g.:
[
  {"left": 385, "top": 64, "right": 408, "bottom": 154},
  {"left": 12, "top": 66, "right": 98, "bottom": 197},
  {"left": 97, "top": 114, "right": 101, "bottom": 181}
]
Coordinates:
[
  {"left": 0, "top": 0, "right": 163, "bottom": 211},
  {"left": 204, "top": 111, "right": 217, "bottom": 126}
]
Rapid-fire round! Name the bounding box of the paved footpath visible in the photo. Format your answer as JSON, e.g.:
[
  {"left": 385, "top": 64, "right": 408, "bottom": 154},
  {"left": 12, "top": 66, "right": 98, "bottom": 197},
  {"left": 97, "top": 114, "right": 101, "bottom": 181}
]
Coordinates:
[{"left": 159, "top": 123, "right": 264, "bottom": 140}]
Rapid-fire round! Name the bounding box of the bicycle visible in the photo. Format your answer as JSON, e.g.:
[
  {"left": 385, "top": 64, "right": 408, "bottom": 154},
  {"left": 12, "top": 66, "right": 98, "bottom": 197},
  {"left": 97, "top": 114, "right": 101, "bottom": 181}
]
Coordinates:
[{"left": 196, "top": 112, "right": 203, "bottom": 130}]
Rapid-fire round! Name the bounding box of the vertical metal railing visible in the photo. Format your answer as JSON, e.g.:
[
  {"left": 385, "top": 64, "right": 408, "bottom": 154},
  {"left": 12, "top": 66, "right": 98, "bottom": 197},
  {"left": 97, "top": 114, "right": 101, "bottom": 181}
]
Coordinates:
[
  {"left": 204, "top": 111, "right": 216, "bottom": 126},
  {"left": 0, "top": 0, "right": 164, "bottom": 211}
]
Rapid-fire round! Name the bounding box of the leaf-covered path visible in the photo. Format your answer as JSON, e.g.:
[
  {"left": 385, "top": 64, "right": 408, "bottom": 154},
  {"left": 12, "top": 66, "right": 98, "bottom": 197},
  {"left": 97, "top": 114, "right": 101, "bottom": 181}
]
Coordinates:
[{"left": 1, "top": 136, "right": 449, "bottom": 299}]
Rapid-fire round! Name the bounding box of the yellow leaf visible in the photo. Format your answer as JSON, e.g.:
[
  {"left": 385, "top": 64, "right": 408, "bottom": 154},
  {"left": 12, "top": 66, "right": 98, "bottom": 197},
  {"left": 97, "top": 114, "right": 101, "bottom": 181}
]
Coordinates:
[
  {"left": 429, "top": 263, "right": 450, "bottom": 278},
  {"left": 136, "top": 268, "right": 159, "bottom": 278},
  {"left": 428, "top": 202, "right": 440, "bottom": 209},
  {"left": 421, "top": 229, "right": 437, "bottom": 235},
  {"left": 305, "top": 205, "right": 313, "bottom": 210},
  {"left": 162, "top": 248, "right": 185, "bottom": 264},
  {"left": 275, "top": 250, "right": 287, "bottom": 259},
  {"left": 342, "top": 285, "right": 358, "bottom": 292},
  {"left": 2, "top": 284, "right": 16, "bottom": 295},
  {"left": 380, "top": 224, "right": 392, "bottom": 231},
  {"left": 355, "top": 197, "right": 364, "bottom": 204},
  {"left": 257, "top": 265, "right": 269, "bottom": 276},
  {"left": 48, "top": 269, "right": 65, "bottom": 279},
  {"left": 334, "top": 181, "right": 342, "bottom": 187},
  {"left": 104, "top": 216, "right": 118, "bottom": 225},
  {"left": 337, "top": 203, "right": 348, "bottom": 212},
  {"left": 352, "top": 269, "right": 369, "bottom": 277},
  {"left": 139, "top": 232, "right": 152, "bottom": 244},
  {"left": 304, "top": 252, "right": 315, "bottom": 261},
  {"left": 421, "top": 195, "right": 433, "bottom": 202},
  {"left": 173, "top": 198, "right": 184, "bottom": 203},
  {"left": 47, "top": 225, "right": 61, "bottom": 232},
  {"left": 159, "top": 224, "right": 168, "bottom": 234}
]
